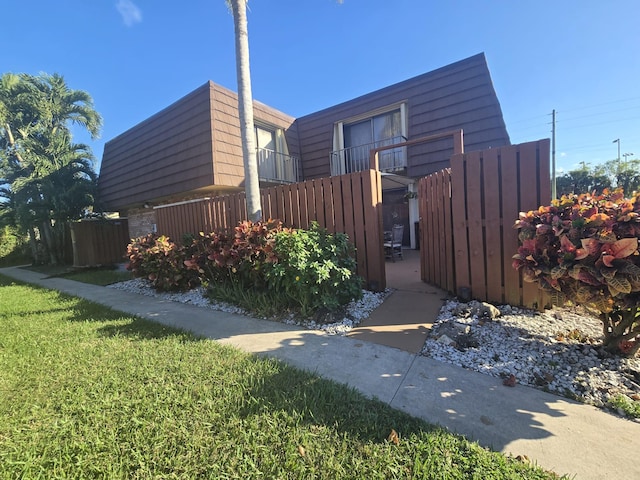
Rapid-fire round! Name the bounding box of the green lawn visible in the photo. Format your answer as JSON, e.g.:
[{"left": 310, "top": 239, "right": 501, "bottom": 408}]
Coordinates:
[{"left": 0, "top": 275, "right": 562, "bottom": 479}]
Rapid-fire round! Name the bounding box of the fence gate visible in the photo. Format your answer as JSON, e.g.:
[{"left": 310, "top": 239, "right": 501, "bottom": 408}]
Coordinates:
[{"left": 419, "top": 139, "right": 551, "bottom": 309}]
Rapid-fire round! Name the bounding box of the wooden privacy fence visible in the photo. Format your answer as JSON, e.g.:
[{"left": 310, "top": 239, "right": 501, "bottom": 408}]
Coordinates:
[
  {"left": 155, "top": 170, "right": 386, "bottom": 290},
  {"left": 419, "top": 139, "right": 551, "bottom": 308},
  {"left": 69, "top": 219, "right": 130, "bottom": 267}
]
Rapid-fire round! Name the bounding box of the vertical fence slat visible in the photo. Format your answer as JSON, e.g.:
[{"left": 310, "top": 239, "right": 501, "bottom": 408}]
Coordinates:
[
  {"left": 322, "top": 177, "right": 335, "bottom": 233},
  {"left": 331, "top": 175, "right": 345, "bottom": 233},
  {"left": 313, "top": 179, "right": 326, "bottom": 227},
  {"left": 298, "top": 182, "right": 310, "bottom": 229},
  {"left": 434, "top": 169, "right": 445, "bottom": 287},
  {"left": 466, "top": 150, "right": 487, "bottom": 301},
  {"left": 362, "top": 169, "right": 384, "bottom": 290},
  {"left": 418, "top": 176, "right": 428, "bottom": 282},
  {"left": 500, "top": 145, "right": 522, "bottom": 306},
  {"left": 483, "top": 148, "right": 503, "bottom": 303},
  {"left": 450, "top": 153, "right": 469, "bottom": 297},
  {"left": 289, "top": 184, "right": 300, "bottom": 228},
  {"left": 350, "top": 173, "right": 368, "bottom": 282},
  {"left": 444, "top": 170, "right": 455, "bottom": 292},
  {"left": 425, "top": 173, "right": 436, "bottom": 284}
]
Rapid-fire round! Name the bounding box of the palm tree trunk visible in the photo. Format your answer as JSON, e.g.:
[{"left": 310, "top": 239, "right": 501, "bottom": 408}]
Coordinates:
[
  {"left": 230, "top": 0, "right": 262, "bottom": 222},
  {"left": 40, "top": 220, "right": 60, "bottom": 265},
  {"left": 27, "top": 226, "right": 40, "bottom": 264}
]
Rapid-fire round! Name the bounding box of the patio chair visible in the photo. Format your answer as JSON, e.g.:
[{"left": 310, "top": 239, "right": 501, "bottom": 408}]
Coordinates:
[{"left": 384, "top": 224, "right": 404, "bottom": 262}]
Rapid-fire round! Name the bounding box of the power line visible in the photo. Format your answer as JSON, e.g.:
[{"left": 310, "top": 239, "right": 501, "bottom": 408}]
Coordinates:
[
  {"left": 556, "top": 95, "right": 640, "bottom": 115},
  {"left": 556, "top": 114, "right": 640, "bottom": 131}
]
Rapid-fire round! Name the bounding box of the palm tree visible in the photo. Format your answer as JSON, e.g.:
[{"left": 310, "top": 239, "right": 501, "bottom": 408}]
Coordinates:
[
  {"left": 228, "top": 0, "right": 261, "bottom": 222},
  {"left": 0, "top": 73, "right": 102, "bottom": 264}
]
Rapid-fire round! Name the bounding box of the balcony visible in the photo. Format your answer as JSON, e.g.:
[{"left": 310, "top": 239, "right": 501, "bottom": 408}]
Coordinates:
[
  {"left": 330, "top": 136, "right": 407, "bottom": 176},
  {"left": 257, "top": 148, "right": 301, "bottom": 184}
]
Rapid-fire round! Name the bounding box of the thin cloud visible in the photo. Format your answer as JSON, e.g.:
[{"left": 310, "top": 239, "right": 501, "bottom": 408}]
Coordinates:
[{"left": 116, "top": 0, "right": 142, "bottom": 27}]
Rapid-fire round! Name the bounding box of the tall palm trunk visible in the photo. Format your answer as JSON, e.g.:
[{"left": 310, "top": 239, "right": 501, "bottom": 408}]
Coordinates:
[
  {"left": 40, "top": 220, "right": 59, "bottom": 265},
  {"left": 230, "top": 0, "right": 261, "bottom": 222},
  {"left": 27, "top": 226, "right": 41, "bottom": 264}
]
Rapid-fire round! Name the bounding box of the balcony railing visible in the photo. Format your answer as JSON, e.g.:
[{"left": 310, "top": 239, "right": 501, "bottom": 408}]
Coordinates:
[
  {"left": 257, "top": 148, "right": 301, "bottom": 184},
  {"left": 330, "top": 136, "right": 407, "bottom": 176}
]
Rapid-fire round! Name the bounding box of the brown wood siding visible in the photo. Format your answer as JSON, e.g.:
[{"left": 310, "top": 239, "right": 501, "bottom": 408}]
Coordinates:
[
  {"left": 99, "top": 83, "right": 215, "bottom": 210},
  {"left": 295, "top": 53, "right": 510, "bottom": 180},
  {"left": 419, "top": 139, "right": 551, "bottom": 309},
  {"left": 154, "top": 170, "right": 385, "bottom": 290},
  {"left": 210, "top": 83, "right": 299, "bottom": 187},
  {"left": 99, "top": 81, "right": 300, "bottom": 211}
]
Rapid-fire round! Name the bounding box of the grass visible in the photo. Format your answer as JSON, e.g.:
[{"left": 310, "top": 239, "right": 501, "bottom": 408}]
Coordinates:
[
  {"left": 608, "top": 394, "right": 640, "bottom": 419},
  {"left": 22, "top": 264, "right": 132, "bottom": 286},
  {"left": 0, "top": 275, "right": 563, "bottom": 479}
]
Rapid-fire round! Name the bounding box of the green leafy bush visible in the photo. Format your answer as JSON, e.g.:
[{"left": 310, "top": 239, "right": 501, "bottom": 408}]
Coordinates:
[
  {"left": 264, "top": 223, "right": 362, "bottom": 317},
  {"left": 0, "top": 226, "right": 30, "bottom": 267},
  {"left": 126, "top": 234, "right": 200, "bottom": 292},
  {"left": 512, "top": 189, "right": 640, "bottom": 356},
  {"left": 129, "top": 220, "right": 363, "bottom": 321}
]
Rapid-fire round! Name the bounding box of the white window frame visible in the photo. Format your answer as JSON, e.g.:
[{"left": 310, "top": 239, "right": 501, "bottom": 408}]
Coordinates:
[{"left": 332, "top": 102, "right": 408, "bottom": 175}]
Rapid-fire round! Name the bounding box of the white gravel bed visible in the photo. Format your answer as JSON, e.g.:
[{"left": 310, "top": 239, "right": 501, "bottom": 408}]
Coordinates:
[
  {"left": 422, "top": 300, "right": 640, "bottom": 414},
  {"left": 108, "top": 278, "right": 387, "bottom": 335}
]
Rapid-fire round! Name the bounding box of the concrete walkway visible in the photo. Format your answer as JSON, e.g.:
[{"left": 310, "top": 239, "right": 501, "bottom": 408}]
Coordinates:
[
  {"left": 2, "top": 266, "right": 639, "bottom": 479},
  {"left": 348, "top": 249, "right": 447, "bottom": 353}
]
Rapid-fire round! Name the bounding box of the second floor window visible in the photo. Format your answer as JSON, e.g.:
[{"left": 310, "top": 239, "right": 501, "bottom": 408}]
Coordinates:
[
  {"left": 343, "top": 109, "right": 402, "bottom": 150},
  {"left": 331, "top": 104, "right": 407, "bottom": 175},
  {"left": 255, "top": 125, "right": 276, "bottom": 152}
]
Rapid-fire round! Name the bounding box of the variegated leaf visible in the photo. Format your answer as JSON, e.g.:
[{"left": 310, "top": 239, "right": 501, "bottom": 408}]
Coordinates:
[
  {"left": 607, "top": 275, "right": 632, "bottom": 295},
  {"left": 601, "top": 267, "right": 618, "bottom": 280},
  {"left": 611, "top": 238, "right": 638, "bottom": 258},
  {"left": 549, "top": 290, "right": 565, "bottom": 307},
  {"left": 550, "top": 265, "right": 567, "bottom": 280},
  {"left": 575, "top": 286, "right": 594, "bottom": 303},
  {"left": 617, "top": 262, "right": 640, "bottom": 276}
]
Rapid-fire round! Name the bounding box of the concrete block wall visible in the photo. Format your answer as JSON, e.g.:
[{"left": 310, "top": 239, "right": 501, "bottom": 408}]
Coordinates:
[{"left": 127, "top": 208, "right": 157, "bottom": 239}]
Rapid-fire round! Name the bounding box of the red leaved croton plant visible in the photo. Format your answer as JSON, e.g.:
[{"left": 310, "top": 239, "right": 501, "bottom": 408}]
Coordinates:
[{"left": 512, "top": 188, "right": 640, "bottom": 357}]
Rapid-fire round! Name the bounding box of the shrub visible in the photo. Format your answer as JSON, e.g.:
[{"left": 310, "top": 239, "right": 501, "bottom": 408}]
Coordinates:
[
  {"left": 186, "top": 220, "right": 362, "bottom": 319},
  {"left": 512, "top": 188, "right": 640, "bottom": 356},
  {"left": 0, "top": 226, "right": 30, "bottom": 267},
  {"left": 126, "top": 234, "right": 200, "bottom": 292},
  {"left": 264, "top": 223, "right": 362, "bottom": 317},
  {"left": 128, "top": 221, "right": 363, "bottom": 321},
  {"left": 184, "top": 219, "right": 285, "bottom": 288}
]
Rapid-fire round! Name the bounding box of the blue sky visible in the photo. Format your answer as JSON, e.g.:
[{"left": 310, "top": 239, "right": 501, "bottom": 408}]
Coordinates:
[{"left": 4, "top": 0, "right": 639, "bottom": 174}]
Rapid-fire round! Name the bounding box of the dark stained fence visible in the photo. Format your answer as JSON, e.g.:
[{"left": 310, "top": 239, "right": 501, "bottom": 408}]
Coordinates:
[
  {"left": 418, "top": 168, "right": 455, "bottom": 294},
  {"left": 154, "top": 170, "right": 386, "bottom": 290},
  {"left": 69, "top": 219, "right": 130, "bottom": 267},
  {"left": 419, "top": 139, "right": 551, "bottom": 309}
]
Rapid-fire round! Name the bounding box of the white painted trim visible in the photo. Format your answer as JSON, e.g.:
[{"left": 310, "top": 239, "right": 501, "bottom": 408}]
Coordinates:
[
  {"left": 338, "top": 100, "right": 408, "bottom": 125},
  {"left": 153, "top": 197, "right": 212, "bottom": 209},
  {"left": 407, "top": 182, "right": 419, "bottom": 249}
]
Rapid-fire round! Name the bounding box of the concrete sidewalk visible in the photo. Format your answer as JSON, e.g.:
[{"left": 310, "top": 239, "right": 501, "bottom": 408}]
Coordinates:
[{"left": 2, "top": 266, "right": 638, "bottom": 479}]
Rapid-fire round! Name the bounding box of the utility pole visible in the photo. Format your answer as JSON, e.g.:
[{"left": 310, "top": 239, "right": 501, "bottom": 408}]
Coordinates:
[
  {"left": 613, "top": 138, "right": 621, "bottom": 162},
  {"left": 551, "top": 109, "right": 556, "bottom": 199}
]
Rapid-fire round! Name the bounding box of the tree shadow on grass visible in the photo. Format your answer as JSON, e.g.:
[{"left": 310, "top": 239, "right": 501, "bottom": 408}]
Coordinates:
[
  {"left": 237, "top": 357, "right": 441, "bottom": 445},
  {"left": 95, "top": 317, "right": 204, "bottom": 342}
]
